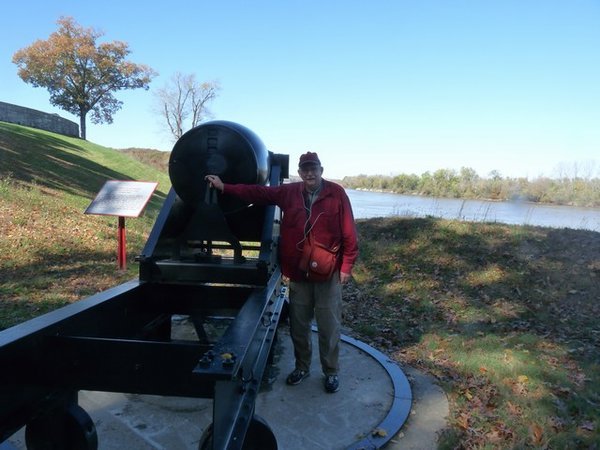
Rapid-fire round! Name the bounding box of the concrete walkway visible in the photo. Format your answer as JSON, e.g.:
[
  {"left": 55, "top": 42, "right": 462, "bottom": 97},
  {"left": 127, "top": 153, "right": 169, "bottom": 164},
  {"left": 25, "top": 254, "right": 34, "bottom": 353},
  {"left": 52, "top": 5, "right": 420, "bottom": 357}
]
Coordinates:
[{"left": 5, "top": 326, "right": 448, "bottom": 449}]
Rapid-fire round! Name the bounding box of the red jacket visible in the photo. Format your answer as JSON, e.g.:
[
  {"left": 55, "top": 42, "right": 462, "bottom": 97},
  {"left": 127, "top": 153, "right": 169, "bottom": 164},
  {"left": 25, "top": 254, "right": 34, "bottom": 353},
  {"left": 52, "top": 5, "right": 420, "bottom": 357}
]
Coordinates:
[{"left": 224, "top": 179, "right": 358, "bottom": 281}]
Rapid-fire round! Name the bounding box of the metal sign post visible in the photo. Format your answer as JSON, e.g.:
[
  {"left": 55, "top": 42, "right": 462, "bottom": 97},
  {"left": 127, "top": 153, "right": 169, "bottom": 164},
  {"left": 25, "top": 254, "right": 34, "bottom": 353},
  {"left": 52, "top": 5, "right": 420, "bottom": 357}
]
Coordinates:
[
  {"left": 117, "top": 216, "right": 126, "bottom": 270},
  {"left": 85, "top": 180, "right": 158, "bottom": 270}
]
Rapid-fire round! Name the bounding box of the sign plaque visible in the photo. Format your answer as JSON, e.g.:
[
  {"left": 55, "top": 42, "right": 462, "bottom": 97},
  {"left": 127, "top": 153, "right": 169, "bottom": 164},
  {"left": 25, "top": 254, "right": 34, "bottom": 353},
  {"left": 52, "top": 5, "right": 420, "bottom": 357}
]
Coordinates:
[
  {"left": 85, "top": 180, "right": 158, "bottom": 270},
  {"left": 85, "top": 180, "right": 158, "bottom": 218}
]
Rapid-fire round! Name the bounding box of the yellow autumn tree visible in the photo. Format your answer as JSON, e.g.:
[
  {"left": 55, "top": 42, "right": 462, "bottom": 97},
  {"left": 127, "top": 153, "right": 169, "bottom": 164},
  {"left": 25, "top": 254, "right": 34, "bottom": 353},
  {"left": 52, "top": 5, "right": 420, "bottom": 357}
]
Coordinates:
[{"left": 12, "top": 16, "right": 157, "bottom": 139}]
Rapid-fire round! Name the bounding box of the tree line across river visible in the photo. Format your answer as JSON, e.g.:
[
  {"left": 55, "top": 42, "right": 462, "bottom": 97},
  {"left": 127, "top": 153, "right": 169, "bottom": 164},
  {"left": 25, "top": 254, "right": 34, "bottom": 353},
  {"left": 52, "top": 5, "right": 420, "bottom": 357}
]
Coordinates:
[{"left": 340, "top": 167, "right": 600, "bottom": 208}]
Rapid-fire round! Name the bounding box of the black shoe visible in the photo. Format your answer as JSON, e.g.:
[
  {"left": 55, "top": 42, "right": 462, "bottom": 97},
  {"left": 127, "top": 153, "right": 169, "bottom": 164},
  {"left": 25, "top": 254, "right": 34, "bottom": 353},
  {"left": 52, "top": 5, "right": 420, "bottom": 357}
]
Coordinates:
[
  {"left": 286, "top": 369, "right": 309, "bottom": 385},
  {"left": 324, "top": 375, "right": 339, "bottom": 393}
]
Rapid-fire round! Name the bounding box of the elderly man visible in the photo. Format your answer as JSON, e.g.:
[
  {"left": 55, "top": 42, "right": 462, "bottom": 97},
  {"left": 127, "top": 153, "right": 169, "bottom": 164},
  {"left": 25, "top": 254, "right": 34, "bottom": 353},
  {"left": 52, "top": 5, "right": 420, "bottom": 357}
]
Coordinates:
[{"left": 205, "top": 151, "right": 358, "bottom": 393}]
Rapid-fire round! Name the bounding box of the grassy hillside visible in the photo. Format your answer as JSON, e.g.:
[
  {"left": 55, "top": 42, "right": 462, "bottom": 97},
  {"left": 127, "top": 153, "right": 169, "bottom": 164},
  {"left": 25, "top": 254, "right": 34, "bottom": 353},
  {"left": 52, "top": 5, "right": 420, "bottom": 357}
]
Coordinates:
[
  {"left": 0, "top": 122, "right": 171, "bottom": 197},
  {"left": 120, "top": 147, "right": 170, "bottom": 173},
  {"left": 0, "top": 121, "right": 171, "bottom": 328}
]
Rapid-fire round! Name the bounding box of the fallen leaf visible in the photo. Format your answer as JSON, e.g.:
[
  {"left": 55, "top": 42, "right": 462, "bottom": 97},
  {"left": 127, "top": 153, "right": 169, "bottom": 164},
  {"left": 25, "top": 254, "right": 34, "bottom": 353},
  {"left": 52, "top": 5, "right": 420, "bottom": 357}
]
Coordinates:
[
  {"left": 517, "top": 375, "right": 529, "bottom": 383},
  {"left": 529, "top": 423, "right": 544, "bottom": 445},
  {"left": 485, "top": 429, "right": 504, "bottom": 443},
  {"left": 371, "top": 427, "right": 387, "bottom": 437},
  {"left": 506, "top": 401, "right": 522, "bottom": 416},
  {"left": 456, "top": 413, "right": 470, "bottom": 430}
]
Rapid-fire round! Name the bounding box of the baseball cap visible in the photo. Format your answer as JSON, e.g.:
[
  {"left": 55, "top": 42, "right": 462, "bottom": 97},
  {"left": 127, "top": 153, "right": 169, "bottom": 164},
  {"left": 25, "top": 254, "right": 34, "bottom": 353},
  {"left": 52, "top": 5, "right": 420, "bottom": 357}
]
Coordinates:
[{"left": 298, "top": 152, "right": 321, "bottom": 167}]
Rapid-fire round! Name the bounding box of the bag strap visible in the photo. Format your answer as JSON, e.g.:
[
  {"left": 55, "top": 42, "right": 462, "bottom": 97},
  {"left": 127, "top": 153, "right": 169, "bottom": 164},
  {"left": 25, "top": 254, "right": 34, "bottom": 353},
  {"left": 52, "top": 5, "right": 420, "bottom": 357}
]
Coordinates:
[{"left": 309, "top": 233, "right": 340, "bottom": 254}]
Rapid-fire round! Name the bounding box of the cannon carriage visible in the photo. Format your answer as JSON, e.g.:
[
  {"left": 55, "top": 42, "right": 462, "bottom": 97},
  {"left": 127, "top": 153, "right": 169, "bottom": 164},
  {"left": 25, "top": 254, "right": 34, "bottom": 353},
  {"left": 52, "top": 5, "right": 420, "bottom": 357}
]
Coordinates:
[{"left": 0, "top": 121, "right": 289, "bottom": 449}]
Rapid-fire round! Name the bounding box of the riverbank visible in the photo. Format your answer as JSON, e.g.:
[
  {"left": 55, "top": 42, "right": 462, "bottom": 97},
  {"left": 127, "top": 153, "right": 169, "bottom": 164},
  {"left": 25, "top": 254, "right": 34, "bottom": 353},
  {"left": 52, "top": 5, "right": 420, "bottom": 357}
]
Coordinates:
[
  {"left": 341, "top": 171, "right": 600, "bottom": 208},
  {"left": 346, "top": 189, "right": 600, "bottom": 232},
  {"left": 343, "top": 216, "right": 599, "bottom": 448}
]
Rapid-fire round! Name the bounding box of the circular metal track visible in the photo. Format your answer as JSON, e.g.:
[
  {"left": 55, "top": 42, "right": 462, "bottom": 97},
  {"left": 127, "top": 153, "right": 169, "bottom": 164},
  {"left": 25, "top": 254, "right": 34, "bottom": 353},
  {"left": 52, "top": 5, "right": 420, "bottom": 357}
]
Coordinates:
[{"left": 329, "top": 329, "right": 413, "bottom": 450}]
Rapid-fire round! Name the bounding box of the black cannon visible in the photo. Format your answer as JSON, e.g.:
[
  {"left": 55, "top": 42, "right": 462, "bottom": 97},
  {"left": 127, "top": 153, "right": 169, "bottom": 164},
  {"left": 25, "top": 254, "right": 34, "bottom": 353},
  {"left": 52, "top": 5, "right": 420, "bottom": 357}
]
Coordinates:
[{"left": 0, "top": 121, "right": 290, "bottom": 449}]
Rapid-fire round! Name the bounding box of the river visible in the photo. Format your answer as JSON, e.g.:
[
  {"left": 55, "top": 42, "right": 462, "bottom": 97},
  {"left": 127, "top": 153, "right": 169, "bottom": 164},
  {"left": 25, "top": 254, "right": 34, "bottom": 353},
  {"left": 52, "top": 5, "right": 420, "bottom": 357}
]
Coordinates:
[{"left": 346, "top": 189, "right": 600, "bottom": 232}]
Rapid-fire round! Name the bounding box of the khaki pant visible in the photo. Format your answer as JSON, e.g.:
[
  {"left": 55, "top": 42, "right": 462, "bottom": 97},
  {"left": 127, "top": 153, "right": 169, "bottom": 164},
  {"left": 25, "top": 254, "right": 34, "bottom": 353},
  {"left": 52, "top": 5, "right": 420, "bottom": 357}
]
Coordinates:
[{"left": 288, "top": 272, "right": 342, "bottom": 376}]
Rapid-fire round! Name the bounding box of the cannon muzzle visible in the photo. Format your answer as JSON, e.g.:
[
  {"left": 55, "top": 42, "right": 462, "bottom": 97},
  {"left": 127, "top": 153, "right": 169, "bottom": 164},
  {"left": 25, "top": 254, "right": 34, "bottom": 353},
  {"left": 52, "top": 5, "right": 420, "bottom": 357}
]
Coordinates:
[{"left": 169, "top": 120, "right": 271, "bottom": 212}]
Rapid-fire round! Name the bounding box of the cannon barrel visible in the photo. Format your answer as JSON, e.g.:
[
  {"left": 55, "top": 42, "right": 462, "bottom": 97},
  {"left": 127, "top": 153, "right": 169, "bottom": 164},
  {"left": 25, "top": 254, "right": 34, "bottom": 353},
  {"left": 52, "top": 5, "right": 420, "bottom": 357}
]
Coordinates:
[
  {"left": 139, "top": 121, "right": 289, "bottom": 285},
  {"left": 169, "top": 120, "right": 271, "bottom": 212}
]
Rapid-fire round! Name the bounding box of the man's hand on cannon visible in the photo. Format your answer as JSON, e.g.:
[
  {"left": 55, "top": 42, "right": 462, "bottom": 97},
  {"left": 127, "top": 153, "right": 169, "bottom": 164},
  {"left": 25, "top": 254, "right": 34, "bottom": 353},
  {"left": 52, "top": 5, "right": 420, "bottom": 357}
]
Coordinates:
[{"left": 205, "top": 175, "right": 225, "bottom": 192}]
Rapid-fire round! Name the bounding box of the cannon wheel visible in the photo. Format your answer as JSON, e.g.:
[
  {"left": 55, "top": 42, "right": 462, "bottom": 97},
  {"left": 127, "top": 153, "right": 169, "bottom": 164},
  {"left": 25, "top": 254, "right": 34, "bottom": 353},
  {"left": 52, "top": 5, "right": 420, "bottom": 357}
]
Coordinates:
[
  {"left": 199, "top": 415, "right": 277, "bottom": 450},
  {"left": 25, "top": 404, "right": 98, "bottom": 450}
]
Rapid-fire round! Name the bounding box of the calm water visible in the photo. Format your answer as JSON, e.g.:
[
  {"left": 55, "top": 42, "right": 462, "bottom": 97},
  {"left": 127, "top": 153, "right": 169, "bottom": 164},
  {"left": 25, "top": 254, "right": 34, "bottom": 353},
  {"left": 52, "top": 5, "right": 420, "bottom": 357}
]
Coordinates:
[{"left": 346, "top": 189, "right": 600, "bottom": 232}]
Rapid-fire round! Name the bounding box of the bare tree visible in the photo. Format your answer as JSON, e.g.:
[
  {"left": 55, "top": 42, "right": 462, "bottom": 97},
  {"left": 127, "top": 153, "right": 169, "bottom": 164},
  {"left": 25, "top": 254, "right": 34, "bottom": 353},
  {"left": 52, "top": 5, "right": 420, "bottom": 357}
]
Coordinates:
[
  {"left": 554, "top": 160, "right": 599, "bottom": 181},
  {"left": 155, "top": 72, "right": 220, "bottom": 142}
]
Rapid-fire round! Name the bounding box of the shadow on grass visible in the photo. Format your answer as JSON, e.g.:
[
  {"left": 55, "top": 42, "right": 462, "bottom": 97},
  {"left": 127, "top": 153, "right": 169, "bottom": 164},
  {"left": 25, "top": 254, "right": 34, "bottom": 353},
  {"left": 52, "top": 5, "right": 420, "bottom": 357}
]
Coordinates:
[
  {"left": 0, "top": 123, "right": 168, "bottom": 200},
  {"left": 0, "top": 247, "right": 133, "bottom": 330},
  {"left": 348, "top": 216, "right": 600, "bottom": 348},
  {"left": 344, "top": 216, "right": 600, "bottom": 446}
]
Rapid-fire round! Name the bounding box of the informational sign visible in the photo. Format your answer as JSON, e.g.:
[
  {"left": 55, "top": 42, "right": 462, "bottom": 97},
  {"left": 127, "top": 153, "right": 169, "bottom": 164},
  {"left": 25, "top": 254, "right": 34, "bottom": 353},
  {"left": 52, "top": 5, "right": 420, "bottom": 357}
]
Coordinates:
[
  {"left": 85, "top": 180, "right": 158, "bottom": 218},
  {"left": 85, "top": 180, "right": 158, "bottom": 270}
]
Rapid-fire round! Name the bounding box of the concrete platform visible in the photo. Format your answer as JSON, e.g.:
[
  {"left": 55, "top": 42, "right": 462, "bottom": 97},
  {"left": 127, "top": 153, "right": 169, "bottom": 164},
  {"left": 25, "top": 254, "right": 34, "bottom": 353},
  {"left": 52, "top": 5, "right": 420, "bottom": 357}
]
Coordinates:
[{"left": 6, "top": 325, "right": 447, "bottom": 449}]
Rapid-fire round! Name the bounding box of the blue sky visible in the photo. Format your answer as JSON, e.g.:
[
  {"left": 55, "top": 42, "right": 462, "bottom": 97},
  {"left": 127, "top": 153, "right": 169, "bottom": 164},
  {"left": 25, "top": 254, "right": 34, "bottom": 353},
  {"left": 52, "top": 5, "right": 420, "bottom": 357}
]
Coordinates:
[{"left": 1, "top": 1, "right": 599, "bottom": 180}]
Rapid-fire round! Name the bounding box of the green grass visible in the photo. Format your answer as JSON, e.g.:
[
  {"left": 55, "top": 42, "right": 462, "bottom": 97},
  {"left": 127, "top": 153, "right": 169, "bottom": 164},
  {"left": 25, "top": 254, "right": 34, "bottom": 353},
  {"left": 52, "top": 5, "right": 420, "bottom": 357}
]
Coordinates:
[
  {"left": 0, "top": 121, "right": 171, "bottom": 329},
  {"left": 0, "top": 121, "right": 170, "bottom": 198},
  {"left": 2, "top": 122, "right": 599, "bottom": 448},
  {"left": 344, "top": 217, "right": 600, "bottom": 448}
]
